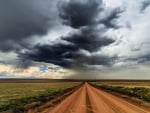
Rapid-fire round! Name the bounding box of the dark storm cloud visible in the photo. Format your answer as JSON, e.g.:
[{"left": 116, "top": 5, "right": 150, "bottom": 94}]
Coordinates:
[
  {"left": 19, "top": 43, "right": 78, "bottom": 68},
  {"left": 62, "top": 28, "right": 115, "bottom": 52},
  {"left": 20, "top": 0, "right": 123, "bottom": 69},
  {"left": 58, "top": 0, "right": 103, "bottom": 28},
  {"left": 58, "top": 0, "right": 122, "bottom": 29},
  {"left": 0, "top": 0, "right": 58, "bottom": 52},
  {"left": 140, "top": 0, "right": 150, "bottom": 12},
  {"left": 19, "top": 42, "right": 117, "bottom": 68}
]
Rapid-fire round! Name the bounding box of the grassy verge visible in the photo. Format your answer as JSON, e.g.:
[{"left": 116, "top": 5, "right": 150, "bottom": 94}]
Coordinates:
[
  {"left": 94, "top": 81, "right": 150, "bottom": 87},
  {"left": 0, "top": 82, "right": 80, "bottom": 112},
  {"left": 97, "top": 85, "right": 150, "bottom": 103}
]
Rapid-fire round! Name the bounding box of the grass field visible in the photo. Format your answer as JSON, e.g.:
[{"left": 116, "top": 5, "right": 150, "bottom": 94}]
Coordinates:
[
  {"left": 94, "top": 81, "right": 150, "bottom": 87},
  {"left": 99, "top": 85, "right": 150, "bottom": 102},
  {"left": 0, "top": 81, "right": 80, "bottom": 111},
  {"left": 94, "top": 81, "right": 150, "bottom": 103},
  {"left": 0, "top": 80, "right": 149, "bottom": 111}
]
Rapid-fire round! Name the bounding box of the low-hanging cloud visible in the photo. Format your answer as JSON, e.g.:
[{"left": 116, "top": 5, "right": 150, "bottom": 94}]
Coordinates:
[
  {"left": 58, "top": 0, "right": 103, "bottom": 28},
  {"left": 0, "top": 0, "right": 59, "bottom": 52},
  {"left": 20, "top": 0, "right": 122, "bottom": 69},
  {"left": 0, "top": 0, "right": 150, "bottom": 79},
  {"left": 58, "top": 0, "right": 122, "bottom": 29},
  {"left": 62, "top": 28, "right": 115, "bottom": 52}
]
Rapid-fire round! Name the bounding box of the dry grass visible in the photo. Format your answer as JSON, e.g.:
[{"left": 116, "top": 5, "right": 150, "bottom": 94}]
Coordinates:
[
  {"left": 0, "top": 82, "right": 80, "bottom": 109},
  {"left": 94, "top": 81, "right": 150, "bottom": 87}
]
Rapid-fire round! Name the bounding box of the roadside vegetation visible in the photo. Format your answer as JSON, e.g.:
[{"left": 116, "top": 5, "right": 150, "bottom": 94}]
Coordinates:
[
  {"left": 97, "top": 85, "right": 150, "bottom": 103},
  {"left": 95, "top": 81, "right": 150, "bottom": 87},
  {"left": 0, "top": 82, "right": 80, "bottom": 111}
]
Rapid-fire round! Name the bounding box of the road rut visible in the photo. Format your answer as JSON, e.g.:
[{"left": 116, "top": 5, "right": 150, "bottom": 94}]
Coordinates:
[{"left": 48, "top": 83, "right": 150, "bottom": 113}]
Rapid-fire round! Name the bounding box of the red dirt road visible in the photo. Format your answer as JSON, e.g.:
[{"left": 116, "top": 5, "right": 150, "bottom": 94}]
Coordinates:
[{"left": 48, "top": 83, "right": 150, "bottom": 113}]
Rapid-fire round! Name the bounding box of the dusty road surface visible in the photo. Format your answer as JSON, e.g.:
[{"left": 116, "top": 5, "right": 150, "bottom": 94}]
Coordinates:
[{"left": 48, "top": 83, "right": 150, "bottom": 113}]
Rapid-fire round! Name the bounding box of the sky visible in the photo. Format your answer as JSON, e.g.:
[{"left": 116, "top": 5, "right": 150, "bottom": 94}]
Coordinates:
[{"left": 0, "top": 0, "right": 150, "bottom": 79}]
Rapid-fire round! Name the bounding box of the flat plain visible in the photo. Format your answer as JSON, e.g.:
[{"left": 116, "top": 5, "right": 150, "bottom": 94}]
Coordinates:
[
  {"left": 94, "top": 80, "right": 150, "bottom": 87},
  {"left": 0, "top": 79, "right": 150, "bottom": 113},
  {"left": 0, "top": 79, "right": 80, "bottom": 111}
]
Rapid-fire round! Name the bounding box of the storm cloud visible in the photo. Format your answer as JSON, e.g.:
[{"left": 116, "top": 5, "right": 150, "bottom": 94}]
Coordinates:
[
  {"left": 20, "top": 41, "right": 117, "bottom": 69},
  {"left": 20, "top": 42, "right": 78, "bottom": 68},
  {"left": 0, "top": 0, "right": 59, "bottom": 52},
  {"left": 58, "top": 0, "right": 103, "bottom": 28},
  {"left": 58, "top": 0, "right": 122, "bottom": 29},
  {"left": 0, "top": 0, "right": 150, "bottom": 79},
  {"left": 62, "top": 28, "right": 115, "bottom": 52},
  {"left": 20, "top": 0, "right": 122, "bottom": 69}
]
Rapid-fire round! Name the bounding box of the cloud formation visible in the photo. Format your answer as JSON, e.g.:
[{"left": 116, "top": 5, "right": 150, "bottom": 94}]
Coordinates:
[
  {"left": 58, "top": 0, "right": 103, "bottom": 28},
  {"left": 140, "top": 0, "right": 150, "bottom": 12},
  {"left": 58, "top": 0, "right": 122, "bottom": 29},
  {"left": 0, "top": 0, "right": 150, "bottom": 79},
  {"left": 20, "top": 0, "right": 122, "bottom": 69},
  {"left": 0, "top": 0, "right": 58, "bottom": 52}
]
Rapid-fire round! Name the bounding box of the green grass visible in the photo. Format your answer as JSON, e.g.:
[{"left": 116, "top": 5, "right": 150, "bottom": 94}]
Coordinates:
[
  {"left": 94, "top": 81, "right": 150, "bottom": 87},
  {"left": 0, "top": 82, "right": 80, "bottom": 111},
  {"left": 98, "top": 85, "right": 150, "bottom": 102}
]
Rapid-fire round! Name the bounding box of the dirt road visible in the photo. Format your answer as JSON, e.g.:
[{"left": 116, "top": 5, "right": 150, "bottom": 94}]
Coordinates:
[{"left": 48, "top": 83, "right": 150, "bottom": 113}]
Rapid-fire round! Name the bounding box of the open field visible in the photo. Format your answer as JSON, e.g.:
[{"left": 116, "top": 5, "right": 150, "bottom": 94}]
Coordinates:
[
  {"left": 0, "top": 80, "right": 80, "bottom": 111},
  {"left": 0, "top": 80, "right": 150, "bottom": 113},
  {"left": 93, "top": 81, "right": 150, "bottom": 87},
  {"left": 97, "top": 85, "right": 150, "bottom": 102}
]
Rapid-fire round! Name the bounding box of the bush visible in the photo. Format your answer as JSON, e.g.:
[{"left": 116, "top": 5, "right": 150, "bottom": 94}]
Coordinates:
[{"left": 98, "top": 85, "right": 150, "bottom": 102}]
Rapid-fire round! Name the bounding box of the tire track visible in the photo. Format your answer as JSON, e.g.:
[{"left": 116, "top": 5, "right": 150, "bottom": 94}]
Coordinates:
[
  {"left": 48, "top": 83, "right": 150, "bottom": 113},
  {"left": 49, "top": 84, "right": 87, "bottom": 113}
]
